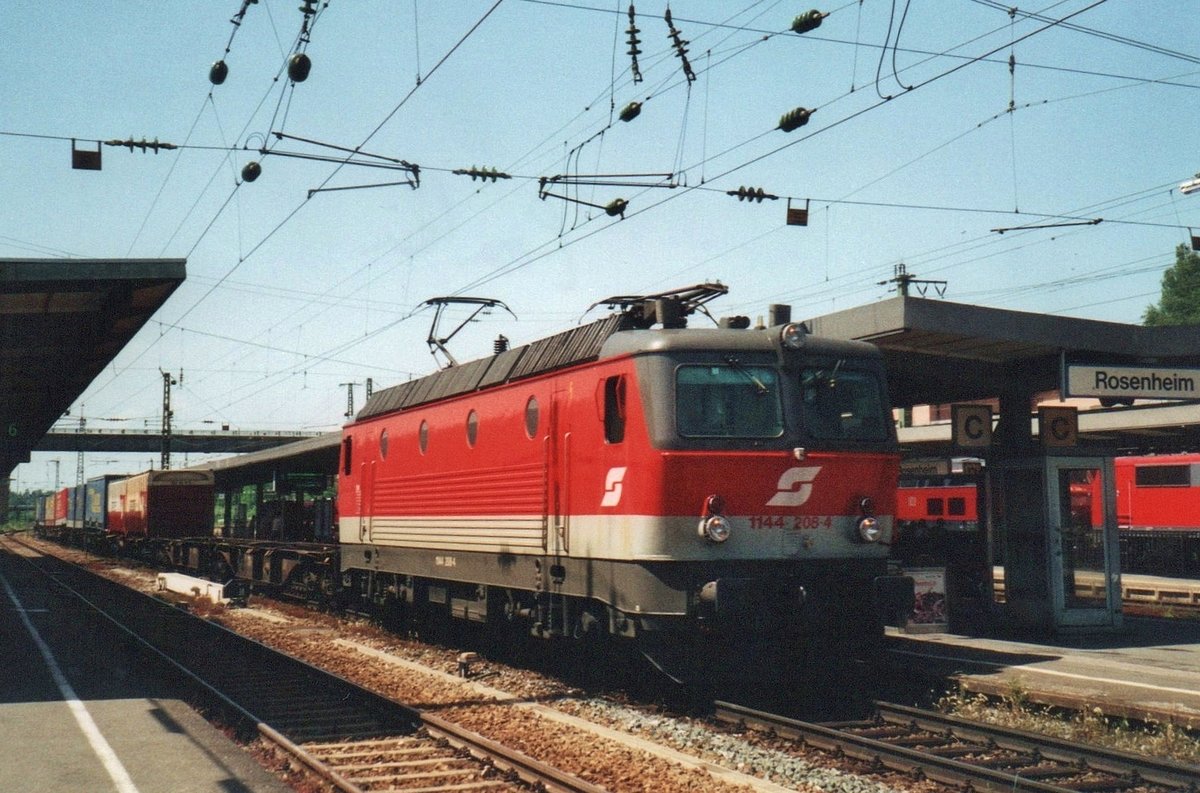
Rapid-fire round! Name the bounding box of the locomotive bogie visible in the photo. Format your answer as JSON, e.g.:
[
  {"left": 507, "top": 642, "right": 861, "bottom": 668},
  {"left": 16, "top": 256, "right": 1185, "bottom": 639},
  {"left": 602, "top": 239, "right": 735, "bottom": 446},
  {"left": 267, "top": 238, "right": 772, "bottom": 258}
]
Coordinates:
[{"left": 337, "top": 544, "right": 875, "bottom": 641}]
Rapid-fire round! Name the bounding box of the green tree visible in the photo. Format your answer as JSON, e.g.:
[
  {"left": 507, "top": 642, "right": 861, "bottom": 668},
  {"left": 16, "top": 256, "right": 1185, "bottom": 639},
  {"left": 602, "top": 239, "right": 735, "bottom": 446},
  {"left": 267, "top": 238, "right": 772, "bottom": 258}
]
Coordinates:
[{"left": 1144, "top": 244, "right": 1200, "bottom": 326}]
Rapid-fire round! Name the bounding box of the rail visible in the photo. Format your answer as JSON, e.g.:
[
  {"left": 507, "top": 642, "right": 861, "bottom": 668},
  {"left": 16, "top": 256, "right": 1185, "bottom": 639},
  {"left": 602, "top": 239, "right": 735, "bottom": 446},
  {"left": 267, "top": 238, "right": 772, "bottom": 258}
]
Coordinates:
[
  {"left": 7, "top": 536, "right": 604, "bottom": 793},
  {"left": 713, "top": 700, "right": 1200, "bottom": 793}
]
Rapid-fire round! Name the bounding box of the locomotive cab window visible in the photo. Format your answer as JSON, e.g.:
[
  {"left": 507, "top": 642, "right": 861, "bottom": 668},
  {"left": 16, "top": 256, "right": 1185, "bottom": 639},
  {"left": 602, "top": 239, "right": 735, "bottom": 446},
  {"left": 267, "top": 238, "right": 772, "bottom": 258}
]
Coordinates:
[
  {"left": 675, "top": 364, "right": 783, "bottom": 438},
  {"left": 604, "top": 376, "right": 626, "bottom": 443},
  {"left": 341, "top": 437, "right": 353, "bottom": 476},
  {"left": 799, "top": 366, "right": 888, "bottom": 441},
  {"left": 1134, "top": 464, "right": 1193, "bottom": 487}
]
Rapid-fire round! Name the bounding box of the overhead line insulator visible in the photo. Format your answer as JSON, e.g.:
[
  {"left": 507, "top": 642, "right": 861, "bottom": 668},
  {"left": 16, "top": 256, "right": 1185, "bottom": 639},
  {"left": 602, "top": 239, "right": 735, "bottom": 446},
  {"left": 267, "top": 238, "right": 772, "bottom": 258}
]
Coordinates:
[
  {"left": 790, "top": 9, "right": 828, "bottom": 35},
  {"left": 726, "top": 186, "right": 778, "bottom": 203},
  {"left": 619, "top": 101, "right": 642, "bottom": 122},
  {"left": 778, "top": 107, "right": 814, "bottom": 132},
  {"left": 289, "top": 0, "right": 320, "bottom": 83},
  {"left": 452, "top": 166, "right": 512, "bottom": 182},
  {"left": 605, "top": 198, "right": 629, "bottom": 218},
  {"left": 664, "top": 8, "right": 696, "bottom": 84},
  {"left": 208, "top": 0, "right": 259, "bottom": 86},
  {"left": 626, "top": 5, "right": 644, "bottom": 84},
  {"left": 288, "top": 52, "right": 312, "bottom": 83},
  {"left": 105, "top": 138, "right": 179, "bottom": 153}
]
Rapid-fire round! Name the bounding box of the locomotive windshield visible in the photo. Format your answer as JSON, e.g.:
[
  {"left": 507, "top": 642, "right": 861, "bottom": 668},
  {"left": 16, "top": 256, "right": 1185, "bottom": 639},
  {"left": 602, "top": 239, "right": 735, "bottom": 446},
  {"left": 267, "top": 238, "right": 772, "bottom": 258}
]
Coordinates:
[
  {"left": 799, "top": 365, "right": 889, "bottom": 441},
  {"left": 676, "top": 364, "right": 784, "bottom": 438}
]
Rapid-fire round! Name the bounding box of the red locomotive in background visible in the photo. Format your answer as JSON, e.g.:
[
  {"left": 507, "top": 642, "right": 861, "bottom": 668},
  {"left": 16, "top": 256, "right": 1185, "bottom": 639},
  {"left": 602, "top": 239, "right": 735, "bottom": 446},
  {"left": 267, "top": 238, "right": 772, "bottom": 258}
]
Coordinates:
[
  {"left": 338, "top": 284, "right": 911, "bottom": 651},
  {"left": 896, "top": 454, "right": 1200, "bottom": 576}
]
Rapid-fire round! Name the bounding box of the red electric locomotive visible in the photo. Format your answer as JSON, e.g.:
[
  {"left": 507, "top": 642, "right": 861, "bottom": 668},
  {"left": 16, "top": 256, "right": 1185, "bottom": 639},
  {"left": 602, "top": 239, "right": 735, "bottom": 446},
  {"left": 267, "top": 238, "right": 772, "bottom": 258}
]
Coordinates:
[
  {"left": 1115, "top": 454, "right": 1200, "bottom": 575},
  {"left": 338, "top": 285, "right": 910, "bottom": 654},
  {"left": 896, "top": 479, "right": 978, "bottom": 528}
]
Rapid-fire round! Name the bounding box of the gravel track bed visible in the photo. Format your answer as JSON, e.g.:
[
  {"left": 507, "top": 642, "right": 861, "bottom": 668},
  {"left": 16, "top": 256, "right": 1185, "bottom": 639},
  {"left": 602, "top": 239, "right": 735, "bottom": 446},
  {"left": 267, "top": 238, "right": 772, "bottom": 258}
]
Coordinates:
[{"left": 28, "top": 538, "right": 928, "bottom": 793}]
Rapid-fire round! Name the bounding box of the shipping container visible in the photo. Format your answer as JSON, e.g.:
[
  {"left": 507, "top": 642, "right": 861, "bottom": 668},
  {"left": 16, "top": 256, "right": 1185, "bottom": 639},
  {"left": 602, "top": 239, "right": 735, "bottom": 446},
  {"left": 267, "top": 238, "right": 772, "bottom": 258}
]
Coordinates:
[{"left": 107, "top": 470, "right": 215, "bottom": 539}]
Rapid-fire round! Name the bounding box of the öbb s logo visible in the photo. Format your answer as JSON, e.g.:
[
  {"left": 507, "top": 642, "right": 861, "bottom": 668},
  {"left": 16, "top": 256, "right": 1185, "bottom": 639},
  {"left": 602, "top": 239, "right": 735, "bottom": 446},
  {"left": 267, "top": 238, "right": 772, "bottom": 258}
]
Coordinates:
[
  {"left": 600, "top": 466, "right": 627, "bottom": 507},
  {"left": 766, "top": 466, "right": 822, "bottom": 507}
]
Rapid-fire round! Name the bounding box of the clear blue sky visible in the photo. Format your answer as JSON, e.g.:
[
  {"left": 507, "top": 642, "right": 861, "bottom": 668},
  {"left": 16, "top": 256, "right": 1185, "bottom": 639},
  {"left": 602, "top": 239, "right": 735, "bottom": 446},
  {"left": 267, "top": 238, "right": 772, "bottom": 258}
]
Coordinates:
[{"left": 4, "top": 1, "right": 1198, "bottom": 490}]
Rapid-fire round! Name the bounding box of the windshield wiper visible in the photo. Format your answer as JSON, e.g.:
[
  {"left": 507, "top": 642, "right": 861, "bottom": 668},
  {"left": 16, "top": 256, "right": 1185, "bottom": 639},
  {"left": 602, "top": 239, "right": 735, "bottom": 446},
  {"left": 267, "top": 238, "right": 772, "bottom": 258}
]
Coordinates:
[{"left": 724, "top": 356, "right": 769, "bottom": 395}]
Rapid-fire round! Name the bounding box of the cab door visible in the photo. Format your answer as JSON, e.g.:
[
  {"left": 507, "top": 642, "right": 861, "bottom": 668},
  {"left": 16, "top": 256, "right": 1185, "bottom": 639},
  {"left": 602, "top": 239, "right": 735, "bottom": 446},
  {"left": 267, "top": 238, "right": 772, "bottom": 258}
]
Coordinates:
[
  {"left": 358, "top": 460, "right": 375, "bottom": 543},
  {"left": 547, "top": 386, "right": 571, "bottom": 556}
]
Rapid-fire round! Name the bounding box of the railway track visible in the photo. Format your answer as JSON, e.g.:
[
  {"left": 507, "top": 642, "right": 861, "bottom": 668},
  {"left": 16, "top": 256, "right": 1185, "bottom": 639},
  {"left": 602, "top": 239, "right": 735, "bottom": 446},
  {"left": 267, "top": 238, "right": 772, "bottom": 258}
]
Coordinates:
[
  {"left": 714, "top": 700, "right": 1200, "bottom": 793},
  {"left": 10, "top": 537, "right": 604, "bottom": 793}
]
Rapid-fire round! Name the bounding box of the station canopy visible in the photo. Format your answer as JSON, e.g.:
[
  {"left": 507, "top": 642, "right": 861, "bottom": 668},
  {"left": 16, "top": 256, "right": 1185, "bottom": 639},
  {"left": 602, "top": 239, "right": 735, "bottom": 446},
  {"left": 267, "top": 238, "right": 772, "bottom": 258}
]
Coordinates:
[
  {"left": 1, "top": 258, "right": 185, "bottom": 480},
  {"left": 804, "top": 296, "right": 1200, "bottom": 453}
]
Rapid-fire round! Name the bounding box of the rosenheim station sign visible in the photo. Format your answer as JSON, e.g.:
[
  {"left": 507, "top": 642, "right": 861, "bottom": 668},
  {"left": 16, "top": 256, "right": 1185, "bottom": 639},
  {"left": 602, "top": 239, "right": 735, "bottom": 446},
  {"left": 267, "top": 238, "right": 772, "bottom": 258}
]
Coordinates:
[{"left": 1065, "top": 364, "right": 1200, "bottom": 400}]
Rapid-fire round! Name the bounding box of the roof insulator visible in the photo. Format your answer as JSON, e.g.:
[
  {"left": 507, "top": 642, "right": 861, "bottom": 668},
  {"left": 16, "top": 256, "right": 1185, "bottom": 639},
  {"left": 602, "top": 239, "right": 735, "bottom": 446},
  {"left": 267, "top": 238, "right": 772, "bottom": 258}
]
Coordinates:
[
  {"left": 209, "top": 60, "right": 229, "bottom": 85},
  {"left": 790, "top": 9, "right": 828, "bottom": 35},
  {"left": 619, "top": 101, "right": 642, "bottom": 122},
  {"left": 778, "top": 107, "right": 814, "bottom": 132}
]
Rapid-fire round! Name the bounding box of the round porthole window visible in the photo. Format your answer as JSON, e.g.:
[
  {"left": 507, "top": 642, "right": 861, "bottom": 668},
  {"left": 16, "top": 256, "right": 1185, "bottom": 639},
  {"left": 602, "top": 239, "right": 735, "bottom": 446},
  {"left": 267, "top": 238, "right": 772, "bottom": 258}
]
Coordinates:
[
  {"left": 379, "top": 428, "right": 389, "bottom": 458},
  {"left": 466, "top": 410, "right": 479, "bottom": 447},
  {"left": 525, "top": 396, "right": 539, "bottom": 439},
  {"left": 419, "top": 420, "right": 429, "bottom": 454}
]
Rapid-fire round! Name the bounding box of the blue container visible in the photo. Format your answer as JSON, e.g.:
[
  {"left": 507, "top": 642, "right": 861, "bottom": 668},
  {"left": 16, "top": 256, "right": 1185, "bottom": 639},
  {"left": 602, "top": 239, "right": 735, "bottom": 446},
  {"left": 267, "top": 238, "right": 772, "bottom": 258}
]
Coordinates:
[{"left": 85, "top": 475, "right": 126, "bottom": 533}]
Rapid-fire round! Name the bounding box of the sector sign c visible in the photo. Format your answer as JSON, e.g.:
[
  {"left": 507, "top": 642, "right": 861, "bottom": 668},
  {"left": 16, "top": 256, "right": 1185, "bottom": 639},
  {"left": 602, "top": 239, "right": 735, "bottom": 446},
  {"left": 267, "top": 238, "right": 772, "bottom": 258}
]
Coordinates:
[
  {"left": 952, "top": 404, "right": 992, "bottom": 448},
  {"left": 1038, "top": 406, "right": 1078, "bottom": 448}
]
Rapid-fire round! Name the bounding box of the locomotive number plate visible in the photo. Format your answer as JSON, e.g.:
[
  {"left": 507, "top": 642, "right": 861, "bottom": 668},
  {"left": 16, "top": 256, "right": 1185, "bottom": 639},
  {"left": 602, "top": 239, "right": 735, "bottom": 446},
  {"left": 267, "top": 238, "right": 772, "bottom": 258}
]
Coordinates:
[{"left": 749, "top": 515, "right": 832, "bottom": 530}]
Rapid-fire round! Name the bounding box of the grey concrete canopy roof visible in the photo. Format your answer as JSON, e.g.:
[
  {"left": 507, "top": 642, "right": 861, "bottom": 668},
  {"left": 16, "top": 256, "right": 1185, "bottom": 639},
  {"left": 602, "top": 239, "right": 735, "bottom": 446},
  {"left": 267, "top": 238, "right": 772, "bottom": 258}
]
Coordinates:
[
  {"left": 804, "top": 296, "right": 1200, "bottom": 408},
  {"left": 1, "top": 258, "right": 185, "bottom": 478}
]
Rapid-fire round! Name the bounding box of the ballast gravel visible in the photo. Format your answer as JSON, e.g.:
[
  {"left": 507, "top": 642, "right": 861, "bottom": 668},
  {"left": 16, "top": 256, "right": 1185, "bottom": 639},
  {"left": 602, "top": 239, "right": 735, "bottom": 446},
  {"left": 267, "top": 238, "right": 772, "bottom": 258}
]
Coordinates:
[{"left": 29, "top": 538, "right": 919, "bottom": 793}]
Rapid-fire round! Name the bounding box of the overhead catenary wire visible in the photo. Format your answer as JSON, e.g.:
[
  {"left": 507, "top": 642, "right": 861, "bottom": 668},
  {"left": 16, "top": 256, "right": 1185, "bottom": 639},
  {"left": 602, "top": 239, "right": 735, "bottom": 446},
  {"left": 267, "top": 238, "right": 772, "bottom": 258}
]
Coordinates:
[
  {"left": 451, "top": 0, "right": 1114, "bottom": 297},
  {"left": 78, "top": 3, "right": 507, "bottom": 416},
  {"left": 31, "top": 1, "right": 1194, "bottom": 430}
]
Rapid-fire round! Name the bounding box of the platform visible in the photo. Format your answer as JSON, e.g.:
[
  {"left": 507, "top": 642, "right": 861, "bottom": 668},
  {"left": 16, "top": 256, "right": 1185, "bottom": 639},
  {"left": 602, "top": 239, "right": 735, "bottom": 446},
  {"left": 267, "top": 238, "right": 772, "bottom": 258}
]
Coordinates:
[
  {"left": 0, "top": 539, "right": 290, "bottom": 793},
  {"left": 886, "top": 612, "right": 1200, "bottom": 729}
]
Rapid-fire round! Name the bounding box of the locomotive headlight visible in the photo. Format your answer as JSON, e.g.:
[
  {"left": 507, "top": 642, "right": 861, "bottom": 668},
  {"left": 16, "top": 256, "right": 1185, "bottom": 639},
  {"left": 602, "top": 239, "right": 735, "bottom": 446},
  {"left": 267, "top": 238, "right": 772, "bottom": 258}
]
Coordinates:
[
  {"left": 856, "top": 497, "right": 881, "bottom": 542},
  {"left": 857, "top": 515, "right": 882, "bottom": 543},
  {"left": 699, "top": 514, "right": 732, "bottom": 543},
  {"left": 780, "top": 322, "right": 807, "bottom": 350}
]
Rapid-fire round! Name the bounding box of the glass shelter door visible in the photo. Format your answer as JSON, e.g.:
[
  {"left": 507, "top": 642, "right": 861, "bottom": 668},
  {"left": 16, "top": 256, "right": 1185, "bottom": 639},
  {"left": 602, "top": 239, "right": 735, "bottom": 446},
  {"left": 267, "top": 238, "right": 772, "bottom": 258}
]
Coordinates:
[
  {"left": 987, "top": 455, "right": 1121, "bottom": 633},
  {"left": 1047, "top": 457, "right": 1120, "bottom": 628}
]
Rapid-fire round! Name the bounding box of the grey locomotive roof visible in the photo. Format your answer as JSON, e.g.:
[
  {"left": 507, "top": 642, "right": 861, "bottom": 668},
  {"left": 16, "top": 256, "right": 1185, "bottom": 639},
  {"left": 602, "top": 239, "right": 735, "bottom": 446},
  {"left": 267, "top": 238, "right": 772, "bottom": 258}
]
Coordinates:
[
  {"left": 598, "top": 326, "right": 884, "bottom": 359},
  {"left": 357, "top": 313, "right": 631, "bottom": 420},
  {"left": 356, "top": 314, "right": 880, "bottom": 421}
]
